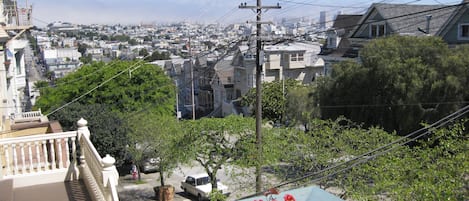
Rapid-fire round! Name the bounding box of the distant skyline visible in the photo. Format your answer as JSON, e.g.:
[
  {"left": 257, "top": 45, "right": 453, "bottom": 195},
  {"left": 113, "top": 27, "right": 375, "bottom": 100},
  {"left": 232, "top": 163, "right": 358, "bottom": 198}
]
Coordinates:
[{"left": 26, "top": 0, "right": 462, "bottom": 26}]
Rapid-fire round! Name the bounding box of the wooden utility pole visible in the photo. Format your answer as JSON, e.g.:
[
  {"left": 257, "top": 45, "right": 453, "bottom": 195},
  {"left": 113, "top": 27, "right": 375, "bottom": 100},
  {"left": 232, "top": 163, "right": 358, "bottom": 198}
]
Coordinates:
[
  {"left": 189, "top": 33, "right": 196, "bottom": 120},
  {"left": 239, "top": 0, "right": 280, "bottom": 193}
]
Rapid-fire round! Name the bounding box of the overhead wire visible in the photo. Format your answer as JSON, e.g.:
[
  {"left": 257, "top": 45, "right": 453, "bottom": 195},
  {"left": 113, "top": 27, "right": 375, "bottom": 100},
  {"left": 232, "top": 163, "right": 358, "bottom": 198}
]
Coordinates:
[
  {"left": 42, "top": 1, "right": 469, "bottom": 117},
  {"left": 237, "top": 103, "right": 469, "bottom": 199},
  {"left": 44, "top": 55, "right": 152, "bottom": 116},
  {"left": 304, "top": 103, "right": 469, "bottom": 184}
]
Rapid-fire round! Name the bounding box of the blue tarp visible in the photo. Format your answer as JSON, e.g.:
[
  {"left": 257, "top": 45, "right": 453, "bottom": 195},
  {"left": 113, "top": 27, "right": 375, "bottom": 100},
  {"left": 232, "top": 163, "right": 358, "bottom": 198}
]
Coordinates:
[{"left": 238, "top": 186, "right": 343, "bottom": 201}]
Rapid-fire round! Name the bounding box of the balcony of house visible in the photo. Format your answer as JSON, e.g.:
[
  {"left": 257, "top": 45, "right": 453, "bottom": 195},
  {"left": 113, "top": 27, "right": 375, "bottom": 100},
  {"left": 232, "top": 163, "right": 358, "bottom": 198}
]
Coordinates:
[
  {"left": 0, "top": 118, "right": 120, "bottom": 201},
  {"left": 2, "top": 3, "right": 33, "bottom": 30}
]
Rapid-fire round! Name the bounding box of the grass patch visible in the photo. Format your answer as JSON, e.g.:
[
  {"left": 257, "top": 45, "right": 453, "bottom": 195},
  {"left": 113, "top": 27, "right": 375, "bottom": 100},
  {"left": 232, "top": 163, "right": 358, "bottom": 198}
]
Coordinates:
[{"left": 135, "top": 180, "right": 147, "bottom": 185}]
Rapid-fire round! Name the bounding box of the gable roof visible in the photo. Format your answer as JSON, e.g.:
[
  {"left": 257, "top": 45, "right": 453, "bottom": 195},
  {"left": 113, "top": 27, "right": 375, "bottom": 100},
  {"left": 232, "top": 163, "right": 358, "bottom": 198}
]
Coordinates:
[
  {"left": 350, "top": 3, "right": 460, "bottom": 37},
  {"left": 333, "top": 15, "right": 363, "bottom": 37}
]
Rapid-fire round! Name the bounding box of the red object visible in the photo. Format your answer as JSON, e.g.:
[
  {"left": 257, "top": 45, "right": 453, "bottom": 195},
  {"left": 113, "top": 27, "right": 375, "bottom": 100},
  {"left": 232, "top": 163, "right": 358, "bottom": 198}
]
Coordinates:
[
  {"left": 264, "top": 188, "right": 280, "bottom": 196},
  {"left": 283, "top": 194, "right": 296, "bottom": 201}
]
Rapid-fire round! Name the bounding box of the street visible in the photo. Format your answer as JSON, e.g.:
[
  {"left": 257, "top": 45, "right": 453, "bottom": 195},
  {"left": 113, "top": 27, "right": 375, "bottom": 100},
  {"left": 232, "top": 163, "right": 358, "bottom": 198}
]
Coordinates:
[{"left": 117, "top": 162, "right": 281, "bottom": 201}]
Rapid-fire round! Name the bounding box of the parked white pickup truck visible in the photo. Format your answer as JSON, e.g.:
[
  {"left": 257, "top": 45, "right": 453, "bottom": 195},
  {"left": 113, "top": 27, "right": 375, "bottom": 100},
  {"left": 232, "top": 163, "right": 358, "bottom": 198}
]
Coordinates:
[{"left": 180, "top": 173, "right": 230, "bottom": 201}]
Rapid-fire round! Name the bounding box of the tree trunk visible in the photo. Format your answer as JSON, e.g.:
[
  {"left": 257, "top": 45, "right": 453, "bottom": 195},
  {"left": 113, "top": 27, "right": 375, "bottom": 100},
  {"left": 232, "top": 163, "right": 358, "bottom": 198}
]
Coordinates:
[
  {"left": 159, "top": 163, "right": 165, "bottom": 187},
  {"left": 209, "top": 171, "right": 218, "bottom": 190}
]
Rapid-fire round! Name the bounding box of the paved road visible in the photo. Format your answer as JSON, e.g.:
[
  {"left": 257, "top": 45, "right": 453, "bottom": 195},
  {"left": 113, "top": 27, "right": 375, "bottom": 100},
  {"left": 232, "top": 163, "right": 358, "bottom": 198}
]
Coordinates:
[{"left": 117, "top": 162, "right": 280, "bottom": 201}]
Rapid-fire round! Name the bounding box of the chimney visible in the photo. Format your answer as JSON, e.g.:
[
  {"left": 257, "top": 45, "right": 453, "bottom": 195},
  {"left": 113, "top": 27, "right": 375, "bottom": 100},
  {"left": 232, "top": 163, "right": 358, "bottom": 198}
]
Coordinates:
[{"left": 426, "top": 15, "right": 432, "bottom": 34}]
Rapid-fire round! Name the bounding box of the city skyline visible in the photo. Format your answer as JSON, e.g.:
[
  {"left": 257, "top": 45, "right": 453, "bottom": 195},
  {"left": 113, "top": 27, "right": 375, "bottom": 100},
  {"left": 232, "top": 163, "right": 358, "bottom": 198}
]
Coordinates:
[{"left": 27, "top": 0, "right": 461, "bottom": 26}]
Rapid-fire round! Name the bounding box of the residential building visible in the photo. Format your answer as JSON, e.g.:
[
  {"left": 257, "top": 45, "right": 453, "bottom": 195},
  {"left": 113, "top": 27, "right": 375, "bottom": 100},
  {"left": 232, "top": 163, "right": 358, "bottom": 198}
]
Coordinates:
[
  {"left": 43, "top": 48, "right": 82, "bottom": 78},
  {"left": 320, "top": 14, "right": 363, "bottom": 75},
  {"left": 210, "top": 40, "right": 323, "bottom": 117},
  {"left": 211, "top": 58, "right": 236, "bottom": 117},
  {"left": 194, "top": 55, "right": 217, "bottom": 117},
  {"left": 321, "top": 1, "right": 469, "bottom": 74},
  {"left": 0, "top": 0, "right": 33, "bottom": 131}
]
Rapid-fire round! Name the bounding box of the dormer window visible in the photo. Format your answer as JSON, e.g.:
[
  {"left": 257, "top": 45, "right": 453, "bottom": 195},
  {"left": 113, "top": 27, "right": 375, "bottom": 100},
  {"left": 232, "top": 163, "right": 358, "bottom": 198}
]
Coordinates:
[
  {"left": 458, "top": 23, "right": 469, "bottom": 40},
  {"left": 370, "top": 23, "right": 385, "bottom": 38}
]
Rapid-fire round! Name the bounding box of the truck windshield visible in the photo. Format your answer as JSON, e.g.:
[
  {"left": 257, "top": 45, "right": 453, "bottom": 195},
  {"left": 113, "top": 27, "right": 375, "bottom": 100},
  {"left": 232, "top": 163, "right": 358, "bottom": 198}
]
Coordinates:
[{"left": 196, "top": 177, "right": 210, "bottom": 185}]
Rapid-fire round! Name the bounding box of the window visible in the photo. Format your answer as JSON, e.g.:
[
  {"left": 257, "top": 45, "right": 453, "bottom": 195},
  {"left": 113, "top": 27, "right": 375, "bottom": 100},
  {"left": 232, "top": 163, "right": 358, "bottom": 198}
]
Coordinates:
[
  {"left": 298, "top": 53, "right": 304, "bottom": 61},
  {"left": 196, "top": 177, "right": 210, "bottom": 185},
  {"left": 459, "top": 23, "right": 469, "bottom": 39},
  {"left": 186, "top": 177, "right": 195, "bottom": 186},
  {"left": 370, "top": 23, "right": 385, "bottom": 38},
  {"left": 290, "top": 53, "right": 304, "bottom": 62},
  {"left": 291, "top": 54, "right": 297, "bottom": 62}
]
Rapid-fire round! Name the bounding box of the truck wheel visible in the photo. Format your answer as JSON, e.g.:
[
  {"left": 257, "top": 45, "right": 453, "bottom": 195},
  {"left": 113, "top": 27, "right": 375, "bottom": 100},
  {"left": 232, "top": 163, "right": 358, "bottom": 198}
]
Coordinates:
[{"left": 198, "top": 194, "right": 203, "bottom": 201}]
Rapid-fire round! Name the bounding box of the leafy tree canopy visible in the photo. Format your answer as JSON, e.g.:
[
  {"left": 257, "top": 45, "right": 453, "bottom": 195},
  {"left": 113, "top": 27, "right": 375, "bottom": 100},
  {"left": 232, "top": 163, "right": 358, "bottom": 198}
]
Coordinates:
[
  {"left": 319, "top": 36, "right": 469, "bottom": 134},
  {"left": 184, "top": 115, "right": 255, "bottom": 190},
  {"left": 127, "top": 113, "right": 188, "bottom": 185},
  {"left": 269, "top": 117, "right": 468, "bottom": 200},
  {"left": 35, "top": 60, "right": 175, "bottom": 117},
  {"left": 242, "top": 79, "right": 302, "bottom": 123},
  {"left": 49, "top": 103, "right": 128, "bottom": 166}
]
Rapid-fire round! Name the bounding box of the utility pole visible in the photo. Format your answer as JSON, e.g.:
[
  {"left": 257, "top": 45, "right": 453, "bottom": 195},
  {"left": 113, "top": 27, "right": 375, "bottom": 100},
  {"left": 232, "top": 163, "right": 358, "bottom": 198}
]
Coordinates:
[
  {"left": 189, "top": 33, "right": 196, "bottom": 120},
  {"left": 239, "top": 1, "right": 280, "bottom": 193}
]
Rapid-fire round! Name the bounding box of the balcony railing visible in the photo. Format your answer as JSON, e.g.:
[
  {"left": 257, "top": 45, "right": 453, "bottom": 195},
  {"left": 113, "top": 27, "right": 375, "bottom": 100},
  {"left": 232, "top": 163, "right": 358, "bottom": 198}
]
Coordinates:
[
  {"left": 11, "top": 110, "right": 43, "bottom": 123},
  {"left": 0, "top": 118, "right": 119, "bottom": 201}
]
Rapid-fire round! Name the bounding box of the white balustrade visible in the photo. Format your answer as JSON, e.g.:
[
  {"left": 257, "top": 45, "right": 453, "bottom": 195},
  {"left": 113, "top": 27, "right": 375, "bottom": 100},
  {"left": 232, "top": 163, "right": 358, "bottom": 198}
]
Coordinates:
[
  {"left": 77, "top": 118, "right": 120, "bottom": 201},
  {"left": 0, "top": 118, "right": 120, "bottom": 201},
  {"left": 0, "top": 131, "right": 78, "bottom": 177}
]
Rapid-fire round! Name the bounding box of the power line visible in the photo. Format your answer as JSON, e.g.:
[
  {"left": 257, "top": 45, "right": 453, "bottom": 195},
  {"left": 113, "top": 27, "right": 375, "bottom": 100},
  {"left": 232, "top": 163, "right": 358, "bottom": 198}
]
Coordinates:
[
  {"left": 279, "top": 0, "right": 367, "bottom": 9},
  {"left": 44, "top": 56, "right": 151, "bottom": 116},
  {"left": 238, "top": 103, "right": 469, "bottom": 199}
]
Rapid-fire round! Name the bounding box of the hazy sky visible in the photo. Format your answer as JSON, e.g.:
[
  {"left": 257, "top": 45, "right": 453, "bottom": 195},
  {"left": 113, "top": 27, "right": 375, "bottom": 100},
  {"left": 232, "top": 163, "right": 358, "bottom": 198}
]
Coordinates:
[{"left": 27, "top": 0, "right": 462, "bottom": 26}]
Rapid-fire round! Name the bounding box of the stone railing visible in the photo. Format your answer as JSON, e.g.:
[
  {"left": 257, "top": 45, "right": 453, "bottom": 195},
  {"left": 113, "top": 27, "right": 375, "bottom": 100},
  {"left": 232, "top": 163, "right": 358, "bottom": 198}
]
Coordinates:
[
  {"left": 77, "top": 118, "right": 119, "bottom": 201},
  {"left": 0, "top": 118, "right": 119, "bottom": 201},
  {"left": 0, "top": 131, "right": 78, "bottom": 183},
  {"left": 11, "top": 110, "right": 44, "bottom": 123}
]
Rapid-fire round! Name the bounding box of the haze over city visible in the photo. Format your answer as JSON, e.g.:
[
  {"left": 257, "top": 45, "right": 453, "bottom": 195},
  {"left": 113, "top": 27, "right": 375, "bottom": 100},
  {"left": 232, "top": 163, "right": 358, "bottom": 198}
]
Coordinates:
[{"left": 28, "top": 0, "right": 461, "bottom": 25}]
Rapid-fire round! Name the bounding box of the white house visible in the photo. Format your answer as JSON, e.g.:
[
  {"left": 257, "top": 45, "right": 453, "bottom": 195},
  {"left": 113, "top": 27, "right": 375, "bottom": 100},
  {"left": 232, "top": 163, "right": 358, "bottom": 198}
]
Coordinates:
[{"left": 43, "top": 48, "right": 82, "bottom": 78}]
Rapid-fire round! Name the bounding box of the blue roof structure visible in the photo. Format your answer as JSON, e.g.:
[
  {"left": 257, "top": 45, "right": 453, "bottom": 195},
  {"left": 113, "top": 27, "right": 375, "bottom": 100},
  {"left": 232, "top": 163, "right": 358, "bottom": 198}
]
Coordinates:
[{"left": 238, "top": 186, "right": 344, "bottom": 201}]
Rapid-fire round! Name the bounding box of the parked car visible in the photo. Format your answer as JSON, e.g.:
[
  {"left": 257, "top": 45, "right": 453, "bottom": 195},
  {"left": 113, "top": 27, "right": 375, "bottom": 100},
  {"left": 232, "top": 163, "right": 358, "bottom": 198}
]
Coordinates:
[
  {"left": 140, "top": 158, "right": 159, "bottom": 173},
  {"left": 180, "top": 173, "right": 230, "bottom": 201}
]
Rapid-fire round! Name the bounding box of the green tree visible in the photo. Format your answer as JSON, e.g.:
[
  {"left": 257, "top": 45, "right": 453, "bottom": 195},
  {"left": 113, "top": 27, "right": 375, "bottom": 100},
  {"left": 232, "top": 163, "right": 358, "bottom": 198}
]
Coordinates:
[
  {"left": 80, "top": 53, "right": 93, "bottom": 64},
  {"left": 242, "top": 79, "right": 302, "bottom": 123},
  {"left": 127, "top": 113, "right": 188, "bottom": 185},
  {"left": 184, "top": 116, "right": 255, "bottom": 192},
  {"left": 139, "top": 48, "right": 149, "bottom": 57},
  {"left": 337, "top": 120, "right": 469, "bottom": 200},
  {"left": 145, "top": 51, "right": 171, "bottom": 62},
  {"left": 35, "top": 60, "right": 175, "bottom": 117},
  {"left": 285, "top": 83, "right": 320, "bottom": 131},
  {"left": 319, "top": 36, "right": 469, "bottom": 134},
  {"left": 77, "top": 43, "right": 88, "bottom": 55},
  {"left": 33, "top": 80, "right": 49, "bottom": 91},
  {"left": 49, "top": 103, "right": 128, "bottom": 166}
]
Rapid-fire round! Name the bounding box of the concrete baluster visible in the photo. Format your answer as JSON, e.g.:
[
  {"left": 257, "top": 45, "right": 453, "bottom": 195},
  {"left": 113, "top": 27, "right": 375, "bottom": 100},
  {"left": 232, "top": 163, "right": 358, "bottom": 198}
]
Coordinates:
[
  {"left": 102, "top": 154, "right": 119, "bottom": 201},
  {"left": 42, "top": 140, "right": 49, "bottom": 170},
  {"left": 35, "top": 141, "right": 41, "bottom": 172},
  {"left": 20, "top": 143, "right": 26, "bottom": 173},
  {"left": 12, "top": 143, "right": 18, "bottom": 174},
  {"left": 50, "top": 139, "right": 56, "bottom": 170},
  {"left": 64, "top": 137, "right": 70, "bottom": 168},
  {"left": 71, "top": 136, "right": 78, "bottom": 180},
  {"left": 27, "top": 142, "right": 33, "bottom": 173},
  {"left": 77, "top": 118, "right": 89, "bottom": 178},
  {"left": 4, "top": 145, "right": 11, "bottom": 176},
  {"left": 57, "top": 138, "right": 63, "bottom": 169}
]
